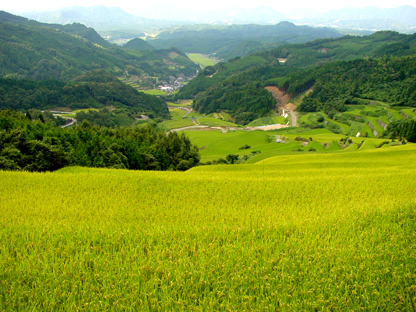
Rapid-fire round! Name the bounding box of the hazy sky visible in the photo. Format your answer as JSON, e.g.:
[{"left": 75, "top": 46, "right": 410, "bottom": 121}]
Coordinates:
[{"left": 2, "top": 0, "right": 414, "bottom": 15}]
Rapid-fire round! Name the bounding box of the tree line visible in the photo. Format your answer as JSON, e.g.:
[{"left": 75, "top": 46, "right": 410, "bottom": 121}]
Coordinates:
[
  {"left": 0, "top": 110, "right": 200, "bottom": 172},
  {"left": 382, "top": 118, "right": 416, "bottom": 142}
]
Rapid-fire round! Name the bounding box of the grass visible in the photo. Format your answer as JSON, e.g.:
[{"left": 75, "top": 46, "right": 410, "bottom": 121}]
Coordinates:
[
  {"left": 323, "top": 140, "right": 341, "bottom": 151},
  {"left": 72, "top": 108, "right": 99, "bottom": 114},
  {"left": 366, "top": 117, "right": 385, "bottom": 135},
  {"left": 213, "top": 112, "right": 232, "bottom": 121},
  {"left": 247, "top": 116, "right": 287, "bottom": 127},
  {"left": 169, "top": 108, "right": 187, "bottom": 120},
  {"left": 1, "top": 144, "right": 415, "bottom": 310},
  {"left": 196, "top": 117, "right": 238, "bottom": 127},
  {"left": 325, "top": 119, "right": 349, "bottom": 135},
  {"left": 298, "top": 113, "right": 314, "bottom": 125},
  {"left": 184, "top": 130, "right": 272, "bottom": 162},
  {"left": 139, "top": 89, "right": 166, "bottom": 96},
  {"left": 359, "top": 123, "right": 376, "bottom": 138},
  {"left": 401, "top": 108, "right": 416, "bottom": 118},
  {"left": 167, "top": 100, "right": 193, "bottom": 108},
  {"left": 386, "top": 109, "right": 404, "bottom": 121},
  {"left": 187, "top": 53, "right": 217, "bottom": 68},
  {"left": 183, "top": 127, "right": 400, "bottom": 163},
  {"left": 159, "top": 119, "right": 194, "bottom": 130}
]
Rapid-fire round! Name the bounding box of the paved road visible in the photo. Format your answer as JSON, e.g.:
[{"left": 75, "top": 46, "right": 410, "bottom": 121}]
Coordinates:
[
  {"left": 290, "top": 110, "right": 297, "bottom": 127},
  {"left": 61, "top": 118, "right": 76, "bottom": 128},
  {"left": 167, "top": 125, "right": 209, "bottom": 133}
]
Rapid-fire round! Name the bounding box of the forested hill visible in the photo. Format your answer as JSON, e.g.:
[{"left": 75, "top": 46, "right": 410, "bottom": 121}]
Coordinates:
[
  {"left": 0, "top": 11, "right": 199, "bottom": 80},
  {"left": 0, "top": 11, "right": 112, "bottom": 48},
  {"left": 176, "top": 31, "right": 416, "bottom": 124},
  {"left": 0, "top": 70, "right": 170, "bottom": 118},
  {"left": 123, "top": 38, "right": 155, "bottom": 51},
  {"left": 274, "top": 55, "right": 416, "bottom": 113},
  {"left": 149, "top": 21, "right": 343, "bottom": 60},
  {"left": 0, "top": 110, "right": 200, "bottom": 172}
]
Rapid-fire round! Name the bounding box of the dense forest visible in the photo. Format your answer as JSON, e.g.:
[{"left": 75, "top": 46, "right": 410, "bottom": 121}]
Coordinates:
[
  {"left": 192, "top": 65, "right": 285, "bottom": 124},
  {"left": 382, "top": 117, "right": 416, "bottom": 142},
  {"left": 123, "top": 38, "right": 155, "bottom": 51},
  {"left": 174, "top": 31, "right": 416, "bottom": 124},
  {"left": 0, "top": 110, "right": 200, "bottom": 172},
  {"left": 0, "top": 70, "right": 170, "bottom": 119}
]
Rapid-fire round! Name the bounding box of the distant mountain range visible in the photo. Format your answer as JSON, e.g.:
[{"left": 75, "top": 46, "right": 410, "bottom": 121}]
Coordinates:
[
  {"left": 149, "top": 22, "right": 343, "bottom": 60},
  {"left": 22, "top": 5, "right": 416, "bottom": 34},
  {"left": 134, "top": 5, "right": 287, "bottom": 25},
  {"left": 304, "top": 5, "right": 416, "bottom": 34},
  {"left": 22, "top": 5, "right": 186, "bottom": 32}
]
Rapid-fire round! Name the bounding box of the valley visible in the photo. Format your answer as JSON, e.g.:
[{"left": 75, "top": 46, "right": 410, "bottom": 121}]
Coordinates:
[{"left": 0, "top": 5, "right": 415, "bottom": 311}]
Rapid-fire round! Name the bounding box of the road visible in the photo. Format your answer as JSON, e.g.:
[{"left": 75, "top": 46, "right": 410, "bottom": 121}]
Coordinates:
[
  {"left": 290, "top": 110, "right": 297, "bottom": 127},
  {"left": 61, "top": 118, "right": 76, "bottom": 128}
]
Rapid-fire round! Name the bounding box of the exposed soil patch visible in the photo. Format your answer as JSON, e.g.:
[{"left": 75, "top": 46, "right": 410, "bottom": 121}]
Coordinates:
[
  {"left": 285, "top": 103, "right": 296, "bottom": 111},
  {"left": 246, "top": 124, "right": 290, "bottom": 131},
  {"left": 265, "top": 86, "right": 293, "bottom": 108},
  {"left": 50, "top": 107, "right": 72, "bottom": 112}
]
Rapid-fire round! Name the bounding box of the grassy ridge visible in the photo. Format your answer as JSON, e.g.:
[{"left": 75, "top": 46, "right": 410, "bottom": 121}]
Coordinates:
[
  {"left": 187, "top": 53, "right": 217, "bottom": 68},
  {"left": 184, "top": 128, "right": 399, "bottom": 162},
  {"left": 1, "top": 144, "right": 415, "bottom": 310}
]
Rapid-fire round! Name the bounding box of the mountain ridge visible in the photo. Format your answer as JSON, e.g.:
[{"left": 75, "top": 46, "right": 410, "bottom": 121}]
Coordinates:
[{"left": 0, "top": 11, "right": 199, "bottom": 81}]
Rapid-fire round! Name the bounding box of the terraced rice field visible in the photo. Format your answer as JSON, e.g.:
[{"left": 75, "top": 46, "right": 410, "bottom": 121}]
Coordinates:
[
  {"left": 299, "top": 104, "right": 416, "bottom": 138},
  {"left": 1, "top": 144, "right": 415, "bottom": 310}
]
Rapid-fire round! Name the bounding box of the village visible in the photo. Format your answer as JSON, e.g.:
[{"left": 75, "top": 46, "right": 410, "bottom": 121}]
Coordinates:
[{"left": 157, "top": 75, "right": 186, "bottom": 94}]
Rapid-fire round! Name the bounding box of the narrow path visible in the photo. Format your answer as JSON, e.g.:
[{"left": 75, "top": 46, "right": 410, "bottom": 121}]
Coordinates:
[
  {"left": 61, "top": 118, "right": 76, "bottom": 128},
  {"left": 183, "top": 108, "right": 193, "bottom": 118},
  {"left": 167, "top": 125, "right": 209, "bottom": 133},
  {"left": 284, "top": 103, "right": 297, "bottom": 127},
  {"left": 290, "top": 110, "right": 297, "bottom": 127}
]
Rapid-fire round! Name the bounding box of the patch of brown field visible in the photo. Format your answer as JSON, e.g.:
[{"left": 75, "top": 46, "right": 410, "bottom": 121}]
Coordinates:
[
  {"left": 49, "top": 107, "right": 72, "bottom": 112},
  {"left": 169, "top": 51, "right": 180, "bottom": 58},
  {"left": 265, "top": 86, "right": 293, "bottom": 108},
  {"left": 285, "top": 103, "right": 296, "bottom": 111}
]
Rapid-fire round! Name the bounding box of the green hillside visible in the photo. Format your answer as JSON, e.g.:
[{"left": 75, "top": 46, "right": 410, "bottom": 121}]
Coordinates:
[
  {"left": 0, "top": 70, "right": 170, "bottom": 118},
  {"left": 0, "top": 10, "right": 112, "bottom": 48},
  {"left": 183, "top": 127, "right": 407, "bottom": 163},
  {"left": 0, "top": 11, "right": 199, "bottom": 81},
  {"left": 275, "top": 55, "right": 416, "bottom": 112},
  {"left": 122, "top": 38, "right": 155, "bottom": 51}
]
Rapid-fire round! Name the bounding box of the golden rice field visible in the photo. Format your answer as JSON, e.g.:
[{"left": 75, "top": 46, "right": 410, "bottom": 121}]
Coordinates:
[{"left": 1, "top": 144, "right": 416, "bottom": 311}]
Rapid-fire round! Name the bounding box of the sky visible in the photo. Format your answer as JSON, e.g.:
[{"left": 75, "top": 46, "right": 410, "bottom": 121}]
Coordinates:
[{"left": 2, "top": 0, "right": 415, "bottom": 15}]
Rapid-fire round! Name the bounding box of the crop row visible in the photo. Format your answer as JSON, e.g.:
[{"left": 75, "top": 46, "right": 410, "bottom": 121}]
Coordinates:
[{"left": 1, "top": 145, "right": 415, "bottom": 310}]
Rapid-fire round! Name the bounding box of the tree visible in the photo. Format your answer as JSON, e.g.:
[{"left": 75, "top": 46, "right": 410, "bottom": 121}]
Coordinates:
[{"left": 226, "top": 154, "right": 239, "bottom": 164}]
